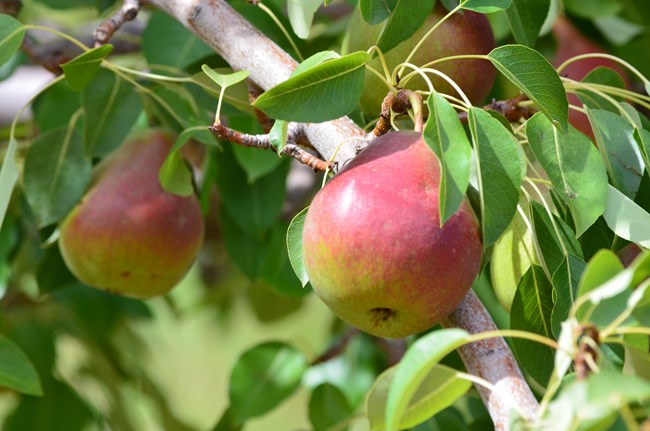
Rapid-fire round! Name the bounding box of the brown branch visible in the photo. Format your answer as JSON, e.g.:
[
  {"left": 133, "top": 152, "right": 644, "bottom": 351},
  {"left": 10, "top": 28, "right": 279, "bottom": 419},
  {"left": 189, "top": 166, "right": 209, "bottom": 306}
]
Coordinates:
[
  {"left": 209, "top": 123, "right": 334, "bottom": 172},
  {"left": 459, "top": 94, "right": 536, "bottom": 123},
  {"left": 94, "top": 0, "right": 142, "bottom": 47},
  {"left": 372, "top": 89, "right": 416, "bottom": 137},
  {"left": 310, "top": 327, "right": 359, "bottom": 365},
  {"left": 0, "top": 0, "right": 22, "bottom": 16}
]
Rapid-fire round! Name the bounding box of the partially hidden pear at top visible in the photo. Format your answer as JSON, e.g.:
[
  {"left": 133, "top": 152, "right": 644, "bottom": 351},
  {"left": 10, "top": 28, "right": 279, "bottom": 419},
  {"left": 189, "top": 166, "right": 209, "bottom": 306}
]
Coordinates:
[
  {"left": 302, "top": 132, "right": 482, "bottom": 339},
  {"left": 344, "top": 3, "right": 496, "bottom": 117},
  {"left": 58, "top": 129, "right": 204, "bottom": 299}
]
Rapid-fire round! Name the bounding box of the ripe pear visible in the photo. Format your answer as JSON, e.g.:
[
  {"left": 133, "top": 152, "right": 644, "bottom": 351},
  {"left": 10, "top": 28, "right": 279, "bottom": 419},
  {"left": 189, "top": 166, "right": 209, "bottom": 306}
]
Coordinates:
[
  {"left": 58, "top": 129, "right": 204, "bottom": 299},
  {"left": 344, "top": 4, "right": 496, "bottom": 117},
  {"left": 302, "top": 131, "right": 482, "bottom": 338},
  {"left": 552, "top": 16, "right": 630, "bottom": 139}
]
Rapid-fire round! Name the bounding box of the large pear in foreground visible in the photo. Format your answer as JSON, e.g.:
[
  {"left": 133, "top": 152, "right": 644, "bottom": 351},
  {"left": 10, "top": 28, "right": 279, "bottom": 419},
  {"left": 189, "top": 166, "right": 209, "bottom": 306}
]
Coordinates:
[
  {"left": 59, "top": 129, "right": 204, "bottom": 299},
  {"left": 302, "top": 132, "right": 482, "bottom": 338}
]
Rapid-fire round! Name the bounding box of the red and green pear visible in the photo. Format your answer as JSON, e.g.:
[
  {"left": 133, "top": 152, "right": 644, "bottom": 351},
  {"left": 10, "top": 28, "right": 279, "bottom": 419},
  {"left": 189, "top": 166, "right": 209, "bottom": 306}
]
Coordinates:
[
  {"left": 302, "top": 131, "right": 482, "bottom": 338},
  {"left": 58, "top": 129, "right": 204, "bottom": 299},
  {"left": 344, "top": 5, "right": 497, "bottom": 117}
]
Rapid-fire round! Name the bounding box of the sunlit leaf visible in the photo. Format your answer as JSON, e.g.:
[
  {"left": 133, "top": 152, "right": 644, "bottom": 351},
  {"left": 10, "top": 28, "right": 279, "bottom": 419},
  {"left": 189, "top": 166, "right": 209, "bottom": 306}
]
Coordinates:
[
  {"left": 159, "top": 149, "right": 193, "bottom": 197},
  {"left": 603, "top": 185, "right": 650, "bottom": 248},
  {"left": 462, "top": 0, "right": 512, "bottom": 13},
  {"left": 360, "top": 0, "right": 397, "bottom": 24},
  {"left": 0, "top": 137, "right": 19, "bottom": 229},
  {"left": 287, "top": 207, "right": 310, "bottom": 287},
  {"left": 201, "top": 65, "right": 250, "bottom": 89},
  {"left": 526, "top": 113, "right": 608, "bottom": 236},
  {"left": 423, "top": 93, "right": 471, "bottom": 226},
  {"left": 254, "top": 52, "right": 370, "bottom": 122},
  {"left": 489, "top": 45, "right": 568, "bottom": 131},
  {"left": 376, "top": 0, "right": 436, "bottom": 54},
  {"left": 468, "top": 107, "right": 525, "bottom": 246},
  {"left": 287, "top": 0, "right": 322, "bottom": 39},
  {"left": 385, "top": 329, "right": 471, "bottom": 431}
]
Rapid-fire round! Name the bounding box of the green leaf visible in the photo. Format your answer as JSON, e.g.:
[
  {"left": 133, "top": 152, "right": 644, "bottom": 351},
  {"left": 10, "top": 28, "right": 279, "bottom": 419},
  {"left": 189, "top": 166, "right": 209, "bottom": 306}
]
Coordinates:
[
  {"left": 269, "top": 120, "right": 289, "bottom": 153},
  {"left": 253, "top": 51, "right": 370, "bottom": 122},
  {"left": 423, "top": 93, "right": 471, "bottom": 226},
  {"left": 159, "top": 149, "right": 193, "bottom": 197},
  {"left": 526, "top": 113, "right": 608, "bottom": 236},
  {"left": 603, "top": 185, "right": 650, "bottom": 248},
  {"left": 468, "top": 107, "right": 525, "bottom": 246},
  {"left": 586, "top": 108, "right": 644, "bottom": 200},
  {"left": 368, "top": 364, "right": 471, "bottom": 431},
  {"left": 376, "top": 0, "right": 436, "bottom": 54},
  {"left": 61, "top": 45, "right": 113, "bottom": 91},
  {"left": 550, "top": 255, "right": 586, "bottom": 338},
  {"left": 462, "top": 0, "right": 512, "bottom": 13},
  {"left": 143, "top": 10, "right": 213, "bottom": 69},
  {"left": 505, "top": 0, "right": 550, "bottom": 47},
  {"left": 510, "top": 265, "right": 555, "bottom": 387},
  {"left": 385, "top": 328, "right": 472, "bottom": 431},
  {"left": 529, "top": 200, "right": 583, "bottom": 276},
  {"left": 634, "top": 127, "right": 650, "bottom": 175},
  {"left": 287, "top": 0, "right": 322, "bottom": 39},
  {"left": 81, "top": 69, "right": 142, "bottom": 157},
  {"left": 210, "top": 407, "right": 243, "bottom": 431},
  {"left": 219, "top": 205, "right": 268, "bottom": 279},
  {"left": 563, "top": 0, "right": 622, "bottom": 18},
  {"left": 309, "top": 383, "right": 353, "bottom": 431},
  {"left": 577, "top": 249, "right": 625, "bottom": 299},
  {"left": 0, "top": 15, "right": 25, "bottom": 67},
  {"left": 23, "top": 126, "right": 92, "bottom": 227},
  {"left": 292, "top": 51, "right": 340, "bottom": 77},
  {"left": 201, "top": 65, "right": 250, "bottom": 89},
  {"left": 0, "top": 137, "right": 19, "bottom": 229},
  {"left": 32, "top": 80, "right": 81, "bottom": 132},
  {"left": 0, "top": 335, "right": 42, "bottom": 396},
  {"left": 360, "top": 0, "right": 397, "bottom": 24},
  {"left": 229, "top": 341, "right": 307, "bottom": 422},
  {"left": 577, "top": 67, "right": 626, "bottom": 113},
  {"left": 489, "top": 45, "right": 568, "bottom": 131},
  {"left": 232, "top": 145, "right": 283, "bottom": 184},
  {"left": 287, "top": 207, "right": 310, "bottom": 287}
]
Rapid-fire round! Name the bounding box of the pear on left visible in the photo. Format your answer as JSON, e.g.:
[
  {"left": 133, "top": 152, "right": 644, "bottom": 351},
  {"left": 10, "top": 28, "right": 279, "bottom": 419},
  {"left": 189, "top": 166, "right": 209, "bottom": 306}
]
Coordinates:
[{"left": 58, "top": 129, "right": 204, "bottom": 299}]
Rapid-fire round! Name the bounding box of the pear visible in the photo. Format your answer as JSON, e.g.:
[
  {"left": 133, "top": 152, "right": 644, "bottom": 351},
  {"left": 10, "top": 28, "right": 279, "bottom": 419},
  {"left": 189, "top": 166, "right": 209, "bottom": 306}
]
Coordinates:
[
  {"left": 302, "top": 131, "right": 482, "bottom": 338},
  {"left": 58, "top": 129, "right": 204, "bottom": 299},
  {"left": 344, "top": 4, "right": 496, "bottom": 117}
]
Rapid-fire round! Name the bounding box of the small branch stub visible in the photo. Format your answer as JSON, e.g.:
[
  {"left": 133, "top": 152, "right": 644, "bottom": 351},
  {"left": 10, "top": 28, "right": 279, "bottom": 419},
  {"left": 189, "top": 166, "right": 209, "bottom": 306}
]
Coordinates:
[{"left": 94, "top": 0, "right": 141, "bottom": 47}]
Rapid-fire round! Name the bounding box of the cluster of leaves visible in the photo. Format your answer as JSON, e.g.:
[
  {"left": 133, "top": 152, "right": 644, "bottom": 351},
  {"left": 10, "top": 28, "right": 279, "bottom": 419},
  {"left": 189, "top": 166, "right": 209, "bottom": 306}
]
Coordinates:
[{"left": 0, "top": 0, "right": 650, "bottom": 430}]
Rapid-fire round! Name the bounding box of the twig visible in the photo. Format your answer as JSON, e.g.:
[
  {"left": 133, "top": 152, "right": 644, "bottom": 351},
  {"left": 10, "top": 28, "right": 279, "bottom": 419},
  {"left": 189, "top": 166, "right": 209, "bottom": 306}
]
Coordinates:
[
  {"left": 94, "top": 0, "right": 141, "bottom": 47},
  {"left": 209, "top": 122, "right": 334, "bottom": 172},
  {"left": 372, "top": 89, "right": 417, "bottom": 137},
  {"left": 0, "top": 0, "right": 22, "bottom": 16},
  {"left": 310, "top": 327, "right": 359, "bottom": 365},
  {"left": 575, "top": 324, "right": 599, "bottom": 380},
  {"left": 459, "top": 94, "right": 536, "bottom": 123}
]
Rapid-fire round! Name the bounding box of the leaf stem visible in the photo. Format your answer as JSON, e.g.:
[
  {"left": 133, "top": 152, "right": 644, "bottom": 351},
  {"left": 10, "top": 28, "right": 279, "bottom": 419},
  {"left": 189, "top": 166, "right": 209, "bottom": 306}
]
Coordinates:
[
  {"left": 256, "top": 2, "right": 304, "bottom": 61},
  {"left": 22, "top": 24, "right": 91, "bottom": 52}
]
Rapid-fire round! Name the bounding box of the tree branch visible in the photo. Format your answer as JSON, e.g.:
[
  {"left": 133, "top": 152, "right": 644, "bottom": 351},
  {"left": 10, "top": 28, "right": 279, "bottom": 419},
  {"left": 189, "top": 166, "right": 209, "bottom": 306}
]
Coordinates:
[{"left": 140, "top": 0, "right": 540, "bottom": 427}]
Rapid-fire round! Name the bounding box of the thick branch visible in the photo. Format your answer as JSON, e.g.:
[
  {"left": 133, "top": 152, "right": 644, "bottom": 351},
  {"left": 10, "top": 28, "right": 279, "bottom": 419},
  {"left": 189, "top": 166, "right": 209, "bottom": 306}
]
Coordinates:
[{"left": 141, "top": 0, "right": 540, "bottom": 427}]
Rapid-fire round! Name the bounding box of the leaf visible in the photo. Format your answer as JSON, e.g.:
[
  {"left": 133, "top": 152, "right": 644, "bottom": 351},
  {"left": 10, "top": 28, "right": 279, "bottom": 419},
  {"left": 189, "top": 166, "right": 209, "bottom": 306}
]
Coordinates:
[
  {"left": 376, "top": 0, "right": 436, "bottom": 54},
  {"left": 32, "top": 79, "right": 81, "bottom": 132},
  {"left": 253, "top": 51, "right": 370, "bottom": 122},
  {"left": 505, "top": 0, "right": 551, "bottom": 47},
  {"left": 462, "top": 0, "right": 512, "bottom": 13},
  {"left": 210, "top": 407, "right": 243, "bottom": 431},
  {"left": 384, "top": 328, "right": 472, "bottom": 431},
  {"left": 586, "top": 108, "right": 644, "bottom": 200},
  {"left": 287, "top": 207, "right": 310, "bottom": 287},
  {"left": 634, "top": 127, "right": 650, "bottom": 175},
  {"left": 0, "top": 137, "right": 19, "bottom": 229},
  {"left": 292, "top": 51, "right": 340, "bottom": 76},
  {"left": 219, "top": 205, "right": 268, "bottom": 279},
  {"left": 511, "top": 265, "right": 555, "bottom": 387},
  {"left": 577, "top": 67, "right": 626, "bottom": 113},
  {"left": 81, "top": 69, "right": 142, "bottom": 157},
  {"left": 214, "top": 144, "right": 289, "bottom": 236},
  {"left": 603, "top": 185, "right": 650, "bottom": 248},
  {"left": 423, "top": 93, "right": 471, "bottom": 226},
  {"left": 529, "top": 200, "right": 583, "bottom": 276},
  {"left": 159, "top": 149, "right": 193, "bottom": 197},
  {"left": 269, "top": 120, "right": 289, "bottom": 153},
  {"left": 0, "top": 336, "right": 42, "bottom": 396},
  {"left": 201, "top": 65, "right": 250, "bottom": 89},
  {"left": 0, "top": 15, "right": 25, "bottom": 67},
  {"left": 468, "top": 107, "right": 525, "bottom": 246},
  {"left": 143, "top": 10, "right": 213, "bottom": 69},
  {"left": 360, "top": 0, "right": 397, "bottom": 24},
  {"left": 526, "top": 113, "right": 608, "bottom": 236},
  {"left": 577, "top": 249, "right": 625, "bottom": 299},
  {"left": 563, "top": 0, "right": 622, "bottom": 18},
  {"left": 367, "top": 364, "right": 471, "bottom": 431},
  {"left": 554, "top": 318, "right": 578, "bottom": 381},
  {"left": 287, "top": 0, "right": 322, "bottom": 39},
  {"left": 550, "top": 254, "right": 586, "bottom": 338},
  {"left": 489, "top": 45, "right": 568, "bottom": 131},
  {"left": 23, "top": 127, "right": 92, "bottom": 227},
  {"left": 309, "top": 383, "right": 353, "bottom": 431},
  {"left": 229, "top": 341, "right": 307, "bottom": 422},
  {"left": 61, "top": 45, "right": 113, "bottom": 91}
]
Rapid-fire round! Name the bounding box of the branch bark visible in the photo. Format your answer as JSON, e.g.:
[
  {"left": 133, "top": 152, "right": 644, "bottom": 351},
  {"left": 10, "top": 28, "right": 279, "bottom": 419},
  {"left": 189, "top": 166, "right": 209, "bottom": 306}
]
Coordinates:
[{"left": 141, "top": 0, "right": 540, "bottom": 427}]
